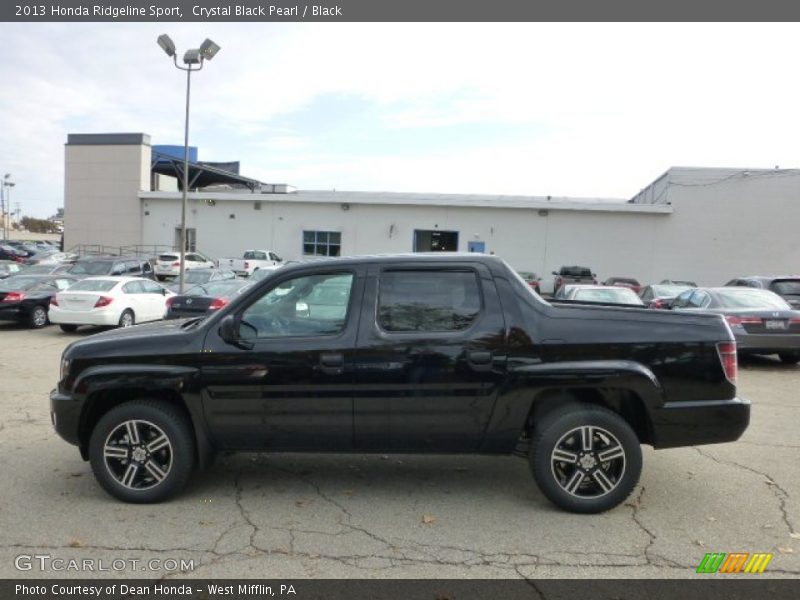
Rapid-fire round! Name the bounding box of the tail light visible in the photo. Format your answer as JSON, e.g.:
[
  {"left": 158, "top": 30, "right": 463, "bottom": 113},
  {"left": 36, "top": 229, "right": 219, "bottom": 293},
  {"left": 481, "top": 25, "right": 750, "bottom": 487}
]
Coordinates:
[
  {"left": 717, "top": 341, "right": 737, "bottom": 384},
  {"left": 244, "top": 261, "right": 250, "bottom": 270},
  {"left": 172, "top": 262, "right": 180, "bottom": 267},
  {"left": 50, "top": 296, "right": 59, "bottom": 306},
  {"left": 790, "top": 317, "right": 800, "bottom": 324},
  {"left": 725, "top": 315, "right": 762, "bottom": 326},
  {"left": 651, "top": 299, "right": 663, "bottom": 309},
  {"left": 555, "top": 276, "right": 563, "bottom": 288},
  {"left": 2, "top": 292, "right": 24, "bottom": 303},
  {"left": 94, "top": 296, "right": 113, "bottom": 308},
  {"left": 165, "top": 297, "right": 175, "bottom": 308},
  {"left": 209, "top": 297, "right": 229, "bottom": 310}
]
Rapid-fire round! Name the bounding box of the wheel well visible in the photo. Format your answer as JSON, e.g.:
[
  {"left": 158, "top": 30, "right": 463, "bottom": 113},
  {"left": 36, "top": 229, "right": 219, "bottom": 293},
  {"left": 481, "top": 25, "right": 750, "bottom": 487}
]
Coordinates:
[
  {"left": 78, "top": 388, "right": 193, "bottom": 456},
  {"left": 524, "top": 387, "right": 653, "bottom": 445}
]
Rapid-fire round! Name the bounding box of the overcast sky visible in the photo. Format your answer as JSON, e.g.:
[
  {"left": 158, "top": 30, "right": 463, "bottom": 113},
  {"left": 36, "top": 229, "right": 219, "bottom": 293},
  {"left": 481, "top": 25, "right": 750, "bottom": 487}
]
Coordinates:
[{"left": 2, "top": 22, "right": 800, "bottom": 217}]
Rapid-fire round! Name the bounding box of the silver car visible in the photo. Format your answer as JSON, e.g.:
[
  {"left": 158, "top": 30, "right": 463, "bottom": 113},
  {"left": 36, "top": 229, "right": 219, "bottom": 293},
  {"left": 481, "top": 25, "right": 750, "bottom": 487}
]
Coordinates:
[{"left": 553, "top": 284, "right": 645, "bottom": 306}]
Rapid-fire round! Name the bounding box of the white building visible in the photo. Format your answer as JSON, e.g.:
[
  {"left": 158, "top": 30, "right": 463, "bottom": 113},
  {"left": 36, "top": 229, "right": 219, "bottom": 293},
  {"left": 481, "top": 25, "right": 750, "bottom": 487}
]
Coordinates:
[{"left": 64, "top": 133, "right": 798, "bottom": 290}]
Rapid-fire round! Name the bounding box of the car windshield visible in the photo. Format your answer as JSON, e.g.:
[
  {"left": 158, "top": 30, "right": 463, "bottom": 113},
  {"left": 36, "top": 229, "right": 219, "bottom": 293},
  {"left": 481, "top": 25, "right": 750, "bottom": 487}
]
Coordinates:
[
  {"left": 770, "top": 280, "right": 800, "bottom": 296},
  {"left": 714, "top": 289, "right": 790, "bottom": 309},
  {"left": 573, "top": 288, "right": 643, "bottom": 305},
  {"left": 185, "top": 271, "right": 213, "bottom": 284},
  {"left": 69, "top": 261, "right": 113, "bottom": 275},
  {"left": 187, "top": 280, "right": 248, "bottom": 297},
  {"left": 0, "top": 276, "right": 43, "bottom": 291},
  {"left": 68, "top": 279, "right": 118, "bottom": 292}
]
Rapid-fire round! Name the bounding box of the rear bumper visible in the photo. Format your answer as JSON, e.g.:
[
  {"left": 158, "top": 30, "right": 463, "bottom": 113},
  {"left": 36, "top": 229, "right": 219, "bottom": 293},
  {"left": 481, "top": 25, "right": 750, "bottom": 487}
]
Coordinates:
[
  {"left": 49, "top": 306, "right": 119, "bottom": 326},
  {"left": 49, "top": 388, "right": 82, "bottom": 447},
  {"left": 651, "top": 397, "right": 750, "bottom": 449},
  {"left": 735, "top": 332, "right": 800, "bottom": 353},
  {"left": 0, "top": 306, "right": 25, "bottom": 320}
]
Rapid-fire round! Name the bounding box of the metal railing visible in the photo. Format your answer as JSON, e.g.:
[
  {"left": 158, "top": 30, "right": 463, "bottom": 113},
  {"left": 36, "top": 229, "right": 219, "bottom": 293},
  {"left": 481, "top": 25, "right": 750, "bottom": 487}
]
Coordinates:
[{"left": 68, "top": 244, "right": 176, "bottom": 258}]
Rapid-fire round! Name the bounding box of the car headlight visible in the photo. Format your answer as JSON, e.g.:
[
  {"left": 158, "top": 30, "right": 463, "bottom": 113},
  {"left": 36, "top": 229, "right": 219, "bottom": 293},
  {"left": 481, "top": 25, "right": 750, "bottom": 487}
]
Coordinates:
[{"left": 60, "top": 358, "right": 71, "bottom": 382}]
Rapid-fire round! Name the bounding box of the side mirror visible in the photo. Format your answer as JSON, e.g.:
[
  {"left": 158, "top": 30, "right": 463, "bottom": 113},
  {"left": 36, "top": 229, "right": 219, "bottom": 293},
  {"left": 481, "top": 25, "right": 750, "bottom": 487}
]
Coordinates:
[
  {"left": 162, "top": 288, "right": 168, "bottom": 296},
  {"left": 219, "top": 314, "right": 238, "bottom": 343}
]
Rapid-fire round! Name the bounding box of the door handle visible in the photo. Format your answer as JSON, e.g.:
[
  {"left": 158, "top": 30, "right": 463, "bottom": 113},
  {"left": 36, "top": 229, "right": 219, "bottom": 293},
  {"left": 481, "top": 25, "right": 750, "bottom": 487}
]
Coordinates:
[
  {"left": 467, "top": 351, "right": 493, "bottom": 372},
  {"left": 320, "top": 352, "right": 345, "bottom": 375}
]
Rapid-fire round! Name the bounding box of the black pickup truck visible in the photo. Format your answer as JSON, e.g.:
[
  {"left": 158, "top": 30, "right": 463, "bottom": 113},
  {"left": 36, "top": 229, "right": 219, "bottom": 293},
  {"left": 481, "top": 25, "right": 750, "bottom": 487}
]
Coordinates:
[{"left": 50, "top": 254, "right": 749, "bottom": 513}]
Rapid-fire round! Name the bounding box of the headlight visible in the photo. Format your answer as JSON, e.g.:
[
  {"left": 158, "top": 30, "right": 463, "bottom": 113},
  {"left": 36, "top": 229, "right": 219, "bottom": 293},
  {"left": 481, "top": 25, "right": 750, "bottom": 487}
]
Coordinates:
[{"left": 60, "top": 358, "right": 71, "bottom": 382}]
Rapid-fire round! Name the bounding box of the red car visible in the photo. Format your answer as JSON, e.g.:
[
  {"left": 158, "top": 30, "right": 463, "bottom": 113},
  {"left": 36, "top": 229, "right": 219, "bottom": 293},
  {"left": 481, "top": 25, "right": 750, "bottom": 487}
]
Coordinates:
[
  {"left": 603, "top": 277, "right": 641, "bottom": 294},
  {"left": 517, "top": 271, "right": 541, "bottom": 293}
]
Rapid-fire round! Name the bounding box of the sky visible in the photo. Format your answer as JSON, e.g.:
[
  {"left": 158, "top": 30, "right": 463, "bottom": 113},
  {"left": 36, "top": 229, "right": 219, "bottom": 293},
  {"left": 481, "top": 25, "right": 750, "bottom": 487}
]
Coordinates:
[{"left": 2, "top": 22, "right": 800, "bottom": 217}]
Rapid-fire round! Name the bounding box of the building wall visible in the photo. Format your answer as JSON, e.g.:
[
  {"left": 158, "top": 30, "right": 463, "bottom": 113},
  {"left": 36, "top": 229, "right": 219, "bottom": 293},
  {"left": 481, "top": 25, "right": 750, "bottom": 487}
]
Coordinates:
[
  {"left": 64, "top": 136, "right": 151, "bottom": 250},
  {"left": 140, "top": 195, "right": 667, "bottom": 291}
]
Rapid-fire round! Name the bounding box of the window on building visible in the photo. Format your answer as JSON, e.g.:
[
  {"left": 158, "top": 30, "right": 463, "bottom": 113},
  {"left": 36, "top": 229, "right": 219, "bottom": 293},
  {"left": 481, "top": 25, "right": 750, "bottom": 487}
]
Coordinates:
[
  {"left": 303, "top": 231, "right": 341, "bottom": 257},
  {"left": 377, "top": 270, "right": 482, "bottom": 333}
]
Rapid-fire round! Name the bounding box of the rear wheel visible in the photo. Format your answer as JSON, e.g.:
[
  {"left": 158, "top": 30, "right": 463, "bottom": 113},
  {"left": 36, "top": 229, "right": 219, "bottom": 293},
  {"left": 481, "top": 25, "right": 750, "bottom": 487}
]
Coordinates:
[
  {"left": 88, "top": 400, "right": 196, "bottom": 503},
  {"left": 530, "top": 403, "right": 642, "bottom": 513},
  {"left": 59, "top": 324, "right": 78, "bottom": 333},
  {"left": 28, "top": 305, "right": 48, "bottom": 328},
  {"left": 778, "top": 352, "right": 800, "bottom": 365},
  {"left": 118, "top": 309, "right": 135, "bottom": 328}
]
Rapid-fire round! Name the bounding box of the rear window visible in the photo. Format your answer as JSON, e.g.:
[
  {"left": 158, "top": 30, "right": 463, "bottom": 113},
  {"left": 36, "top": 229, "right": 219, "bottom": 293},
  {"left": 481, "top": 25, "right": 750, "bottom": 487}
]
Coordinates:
[
  {"left": 714, "top": 289, "right": 790, "bottom": 310},
  {"left": 378, "top": 270, "right": 481, "bottom": 332},
  {"left": 68, "top": 261, "right": 113, "bottom": 276},
  {"left": 770, "top": 280, "right": 800, "bottom": 296},
  {"left": 573, "top": 288, "right": 643, "bottom": 305},
  {"left": 244, "top": 251, "right": 267, "bottom": 260},
  {"left": 0, "top": 276, "right": 42, "bottom": 291},
  {"left": 561, "top": 266, "right": 592, "bottom": 277},
  {"left": 158, "top": 254, "right": 179, "bottom": 262},
  {"left": 68, "top": 279, "right": 118, "bottom": 293}
]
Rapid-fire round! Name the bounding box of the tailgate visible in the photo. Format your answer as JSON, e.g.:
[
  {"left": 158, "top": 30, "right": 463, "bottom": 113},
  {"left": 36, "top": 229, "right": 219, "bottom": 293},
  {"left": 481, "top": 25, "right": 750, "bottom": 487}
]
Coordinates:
[{"left": 58, "top": 292, "right": 101, "bottom": 312}]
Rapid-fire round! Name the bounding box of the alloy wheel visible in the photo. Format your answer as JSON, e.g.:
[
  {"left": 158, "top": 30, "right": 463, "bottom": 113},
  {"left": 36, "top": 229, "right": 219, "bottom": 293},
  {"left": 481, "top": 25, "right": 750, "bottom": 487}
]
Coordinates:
[
  {"left": 102, "top": 419, "right": 172, "bottom": 490},
  {"left": 550, "top": 425, "right": 626, "bottom": 498}
]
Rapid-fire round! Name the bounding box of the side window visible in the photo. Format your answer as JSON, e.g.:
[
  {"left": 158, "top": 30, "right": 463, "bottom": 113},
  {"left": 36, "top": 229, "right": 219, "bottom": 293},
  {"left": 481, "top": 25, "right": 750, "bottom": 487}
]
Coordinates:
[
  {"left": 122, "top": 281, "right": 144, "bottom": 294},
  {"left": 641, "top": 287, "right": 652, "bottom": 301},
  {"left": 673, "top": 290, "right": 693, "bottom": 308},
  {"left": 378, "top": 270, "right": 481, "bottom": 333},
  {"left": 141, "top": 280, "right": 163, "bottom": 294},
  {"left": 240, "top": 272, "right": 354, "bottom": 338},
  {"left": 688, "top": 291, "right": 708, "bottom": 308},
  {"left": 55, "top": 279, "right": 73, "bottom": 290},
  {"left": 126, "top": 261, "right": 142, "bottom": 274}
]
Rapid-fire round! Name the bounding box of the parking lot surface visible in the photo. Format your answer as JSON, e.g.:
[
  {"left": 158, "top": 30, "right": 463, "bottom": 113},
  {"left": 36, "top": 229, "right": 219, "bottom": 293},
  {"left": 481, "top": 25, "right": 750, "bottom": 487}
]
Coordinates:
[{"left": 0, "top": 321, "right": 798, "bottom": 579}]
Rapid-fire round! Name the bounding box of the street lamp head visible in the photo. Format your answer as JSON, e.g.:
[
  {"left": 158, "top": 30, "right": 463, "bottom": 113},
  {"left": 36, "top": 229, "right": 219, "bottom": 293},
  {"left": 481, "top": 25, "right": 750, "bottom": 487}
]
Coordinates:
[
  {"left": 183, "top": 49, "right": 202, "bottom": 65},
  {"left": 199, "top": 38, "right": 221, "bottom": 61},
  {"left": 3, "top": 174, "right": 10, "bottom": 180},
  {"left": 157, "top": 34, "right": 176, "bottom": 57}
]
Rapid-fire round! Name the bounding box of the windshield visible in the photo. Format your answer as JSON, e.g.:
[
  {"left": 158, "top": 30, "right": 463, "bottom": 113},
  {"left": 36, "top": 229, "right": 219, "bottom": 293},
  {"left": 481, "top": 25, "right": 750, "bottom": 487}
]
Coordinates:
[
  {"left": 0, "top": 276, "right": 43, "bottom": 291},
  {"left": 68, "top": 279, "right": 118, "bottom": 293},
  {"left": 561, "top": 267, "right": 592, "bottom": 277},
  {"left": 69, "top": 261, "right": 114, "bottom": 275},
  {"left": 715, "top": 289, "right": 790, "bottom": 309},
  {"left": 185, "top": 271, "right": 213, "bottom": 284},
  {"left": 770, "top": 280, "right": 800, "bottom": 296},
  {"left": 573, "top": 288, "right": 643, "bottom": 305}
]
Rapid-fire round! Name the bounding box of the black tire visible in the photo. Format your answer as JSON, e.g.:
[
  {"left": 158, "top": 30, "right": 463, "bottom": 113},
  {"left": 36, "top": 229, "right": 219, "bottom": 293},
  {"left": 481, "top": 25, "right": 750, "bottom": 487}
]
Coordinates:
[
  {"left": 530, "top": 403, "right": 642, "bottom": 514},
  {"left": 88, "top": 400, "right": 196, "bottom": 503},
  {"left": 778, "top": 352, "right": 800, "bottom": 365},
  {"left": 118, "top": 309, "right": 135, "bottom": 328},
  {"left": 59, "top": 324, "right": 78, "bottom": 333},
  {"left": 28, "top": 305, "right": 49, "bottom": 329}
]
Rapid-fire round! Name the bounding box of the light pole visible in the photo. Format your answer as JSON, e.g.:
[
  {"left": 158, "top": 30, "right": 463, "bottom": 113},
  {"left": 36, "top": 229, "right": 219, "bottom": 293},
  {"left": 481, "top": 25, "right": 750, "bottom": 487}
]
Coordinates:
[
  {"left": 2, "top": 174, "right": 14, "bottom": 242},
  {"left": 157, "top": 34, "right": 221, "bottom": 293}
]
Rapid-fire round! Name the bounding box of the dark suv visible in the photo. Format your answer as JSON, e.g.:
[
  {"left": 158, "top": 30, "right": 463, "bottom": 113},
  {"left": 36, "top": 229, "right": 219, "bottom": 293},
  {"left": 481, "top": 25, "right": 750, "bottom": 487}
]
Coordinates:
[
  {"left": 724, "top": 276, "right": 800, "bottom": 309},
  {"left": 552, "top": 265, "right": 597, "bottom": 294},
  {"left": 67, "top": 256, "right": 155, "bottom": 280}
]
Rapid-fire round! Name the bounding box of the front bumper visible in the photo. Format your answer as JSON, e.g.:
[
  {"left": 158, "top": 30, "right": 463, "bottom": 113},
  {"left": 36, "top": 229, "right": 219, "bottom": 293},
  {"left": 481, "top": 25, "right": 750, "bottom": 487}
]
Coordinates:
[
  {"left": 49, "top": 388, "right": 82, "bottom": 447},
  {"left": 651, "top": 396, "right": 750, "bottom": 449}
]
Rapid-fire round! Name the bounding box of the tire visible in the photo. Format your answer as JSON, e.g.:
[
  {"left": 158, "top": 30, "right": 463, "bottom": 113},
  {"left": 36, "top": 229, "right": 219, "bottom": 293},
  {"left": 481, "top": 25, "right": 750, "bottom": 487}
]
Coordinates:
[
  {"left": 88, "top": 400, "right": 196, "bottom": 503},
  {"left": 118, "top": 309, "right": 135, "bottom": 328},
  {"left": 28, "top": 305, "right": 48, "bottom": 329},
  {"left": 156, "top": 276, "right": 165, "bottom": 282},
  {"left": 778, "top": 352, "right": 800, "bottom": 365},
  {"left": 530, "top": 403, "right": 642, "bottom": 514},
  {"left": 59, "top": 324, "right": 78, "bottom": 333}
]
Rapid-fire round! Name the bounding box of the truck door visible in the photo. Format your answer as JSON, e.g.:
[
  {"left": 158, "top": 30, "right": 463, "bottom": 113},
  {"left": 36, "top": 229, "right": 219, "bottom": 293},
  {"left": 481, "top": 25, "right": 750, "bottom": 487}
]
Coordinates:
[{"left": 353, "top": 262, "right": 507, "bottom": 451}]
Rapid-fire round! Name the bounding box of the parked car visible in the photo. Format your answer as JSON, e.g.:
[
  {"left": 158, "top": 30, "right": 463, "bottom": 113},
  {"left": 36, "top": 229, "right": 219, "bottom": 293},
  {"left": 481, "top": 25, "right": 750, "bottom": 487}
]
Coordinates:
[
  {"left": 639, "top": 284, "right": 693, "bottom": 309},
  {"left": 49, "top": 276, "right": 174, "bottom": 332},
  {"left": 221, "top": 249, "right": 284, "bottom": 278},
  {"left": 671, "top": 287, "right": 800, "bottom": 364},
  {"left": 660, "top": 279, "right": 697, "bottom": 287},
  {"left": 5, "top": 241, "right": 38, "bottom": 258},
  {"left": 165, "top": 268, "right": 236, "bottom": 293},
  {"left": 20, "top": 264, "right": 75, "bottom": 276},
  {"left": 0, "top": 275, "right": 77, "bottom": 328},
  {"left": 724, "top": 276, "right": 800, "bottom": 309},
  {"left": 602, "top": 277, "right": 641, "bottom": 294},
  {"left": 0, "top": 260, "right": 25, "bottom": 279},
  {"left": 165, "top": 279, "right": 252, "bottom": 320},
  {"left": 554, "top": 284, "right": 644, "bottom": 306},
  {"left": 551, "top": 265, "right": 597, "bottom": 294},
  {"left": 51, "top": 254, "right": 747, "bottom": 513},
  {"left": 67, "top": 256, "right": 155, "bottom": 280},
  {"left": 25, "top": 251, "right": 77, "bottom": 266},
  {"left": 154, "top": 251, "right": 216, "bottom": 281},
  {"left": 0, "top": 245, "right": 27, "bottom": 263},
  {"left": 517, "top": 271, "right": 542, "bottom": 293}
]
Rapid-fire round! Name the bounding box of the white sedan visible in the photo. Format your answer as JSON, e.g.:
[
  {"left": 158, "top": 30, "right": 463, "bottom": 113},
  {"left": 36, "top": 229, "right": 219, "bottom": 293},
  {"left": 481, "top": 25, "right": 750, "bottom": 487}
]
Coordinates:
[
  {"left": 49, "top": 277, "right": 175, "bottom": 332},
  {"left": 154, "top": 251, "right": 216, "bottom": 280}
]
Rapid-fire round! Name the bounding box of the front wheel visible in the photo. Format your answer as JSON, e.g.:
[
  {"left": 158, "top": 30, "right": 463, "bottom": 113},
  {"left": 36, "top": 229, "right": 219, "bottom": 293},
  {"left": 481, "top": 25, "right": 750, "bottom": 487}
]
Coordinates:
[
  {"left": 530, "top": 403, "right": 642, "bottom": 513},
  {"left": 778, "top": 352, "right": 800, "bottom": 365},
  {"left": 88, "top": 400, "right": 196, "bottom": 503}
]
